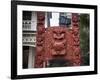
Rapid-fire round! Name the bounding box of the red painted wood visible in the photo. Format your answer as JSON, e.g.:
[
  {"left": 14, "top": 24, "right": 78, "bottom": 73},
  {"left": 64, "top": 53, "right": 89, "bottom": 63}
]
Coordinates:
[
  {"left": 34, "top": 13, "right": 81, "bottom": 68},
  {"left": 34, "top": 12, "right": 45, "bottom": 68}
]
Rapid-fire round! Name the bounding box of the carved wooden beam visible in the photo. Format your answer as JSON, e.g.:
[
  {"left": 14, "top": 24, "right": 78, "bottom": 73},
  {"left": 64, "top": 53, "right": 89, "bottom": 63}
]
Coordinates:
[{"left": 34, "top": 12, "right": 45, "bottom": 68}]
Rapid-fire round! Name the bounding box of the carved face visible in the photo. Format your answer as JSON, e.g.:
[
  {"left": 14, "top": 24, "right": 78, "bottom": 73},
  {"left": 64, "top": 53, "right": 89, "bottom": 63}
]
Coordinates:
[
  {"left": 51, "top": 28, "right": 66, "bottom": 56},
  {"left": 37, "top": 26, "right": 45, "bottom": 34},
  {"left": 72, "top": 14, "right": 79, "bottom": 22},
  {"left": 37, "top": 12, "right": 45, "bottom": 20},
  {"left": 53, "top": 29, "right": 65, "bottom": 40}
]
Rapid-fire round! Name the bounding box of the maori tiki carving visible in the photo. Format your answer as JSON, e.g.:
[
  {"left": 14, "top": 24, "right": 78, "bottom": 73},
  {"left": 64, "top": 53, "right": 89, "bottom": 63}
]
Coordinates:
[
  {"left": 51, "top": 28, "right": 66, "bottom": 56},
  {"left": 34, "top": 12, "right": 45, "bottom": 68},
  {"left": 71, "top": 13, "right": 81, "bottom": 66},
  {"left": 44, "top": 27, "right": 68, "bottom": 67},
  {"left": 35, "top": 13, "right": 81, "bottom": 68}
]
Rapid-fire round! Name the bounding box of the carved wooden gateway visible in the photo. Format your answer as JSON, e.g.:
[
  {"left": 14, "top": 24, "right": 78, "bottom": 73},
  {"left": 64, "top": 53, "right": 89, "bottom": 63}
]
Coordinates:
[{"left": 35, "top": 12, "right": 81, "bottom": 68}]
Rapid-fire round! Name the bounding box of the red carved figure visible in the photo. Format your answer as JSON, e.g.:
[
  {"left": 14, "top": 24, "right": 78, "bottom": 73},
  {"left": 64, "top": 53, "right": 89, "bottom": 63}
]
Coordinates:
[
  {"left": 34, "top": 12, "right": 45, "bottom": 68},
  {"left": 51, "top": 27, "right": 66, "bottom": 56},
  {"left": 35, "top": 13, "right": 81, "bottom": 68}
]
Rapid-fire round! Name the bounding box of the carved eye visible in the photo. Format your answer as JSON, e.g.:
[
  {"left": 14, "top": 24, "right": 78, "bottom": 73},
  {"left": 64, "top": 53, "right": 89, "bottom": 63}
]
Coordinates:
[{"left": 53, "top": 31, "right": 57, "bottom": 34}]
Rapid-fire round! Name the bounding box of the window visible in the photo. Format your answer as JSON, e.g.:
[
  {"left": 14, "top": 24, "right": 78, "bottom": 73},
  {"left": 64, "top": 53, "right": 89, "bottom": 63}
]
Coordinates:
[{"left": 23, "top": 11, "right": 32, "bottom": 20}]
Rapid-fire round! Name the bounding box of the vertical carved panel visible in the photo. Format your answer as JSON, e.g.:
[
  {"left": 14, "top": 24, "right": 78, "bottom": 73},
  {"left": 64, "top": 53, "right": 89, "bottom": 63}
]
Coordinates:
[
  {"left": 71, "top": 13, "right": 81, "bottom": 66},
  {"left": 34, "top": 12, "right": 45, "bottom": 68}
]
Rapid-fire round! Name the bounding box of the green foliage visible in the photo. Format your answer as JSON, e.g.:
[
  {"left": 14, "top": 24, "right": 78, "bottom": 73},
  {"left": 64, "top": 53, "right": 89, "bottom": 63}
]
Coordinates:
[{"left": 79, "top": 14, "right": 90, "bottom": 65}]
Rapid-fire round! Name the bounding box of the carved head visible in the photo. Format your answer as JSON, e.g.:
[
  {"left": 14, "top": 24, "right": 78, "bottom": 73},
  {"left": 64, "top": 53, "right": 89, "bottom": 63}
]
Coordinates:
[{"left": 53, "top": 28, "right": 65, "bottom": 40}]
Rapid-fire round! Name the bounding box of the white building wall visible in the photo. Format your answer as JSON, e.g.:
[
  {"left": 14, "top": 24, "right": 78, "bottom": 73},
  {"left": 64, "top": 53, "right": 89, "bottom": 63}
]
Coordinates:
[
  {"left": 28, "top": 47, "right": 33, "bottom": 68},
  {"left": 50, "top": 13, "right": 59, "bottom": 26},
  {"left": 31, "top": 12, "right": 37, "bottom": 31},
  {"left": 28, "top": 47, "right": 36, "bottom": 68},
  {"left": 45, "top": 12, "right": 48, "bottom": 28}
]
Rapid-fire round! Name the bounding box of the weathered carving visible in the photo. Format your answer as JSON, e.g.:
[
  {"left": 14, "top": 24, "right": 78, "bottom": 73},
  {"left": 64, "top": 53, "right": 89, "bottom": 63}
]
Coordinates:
[{"left": 34, "top": 13, "right": 81, "bottom": 68}]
